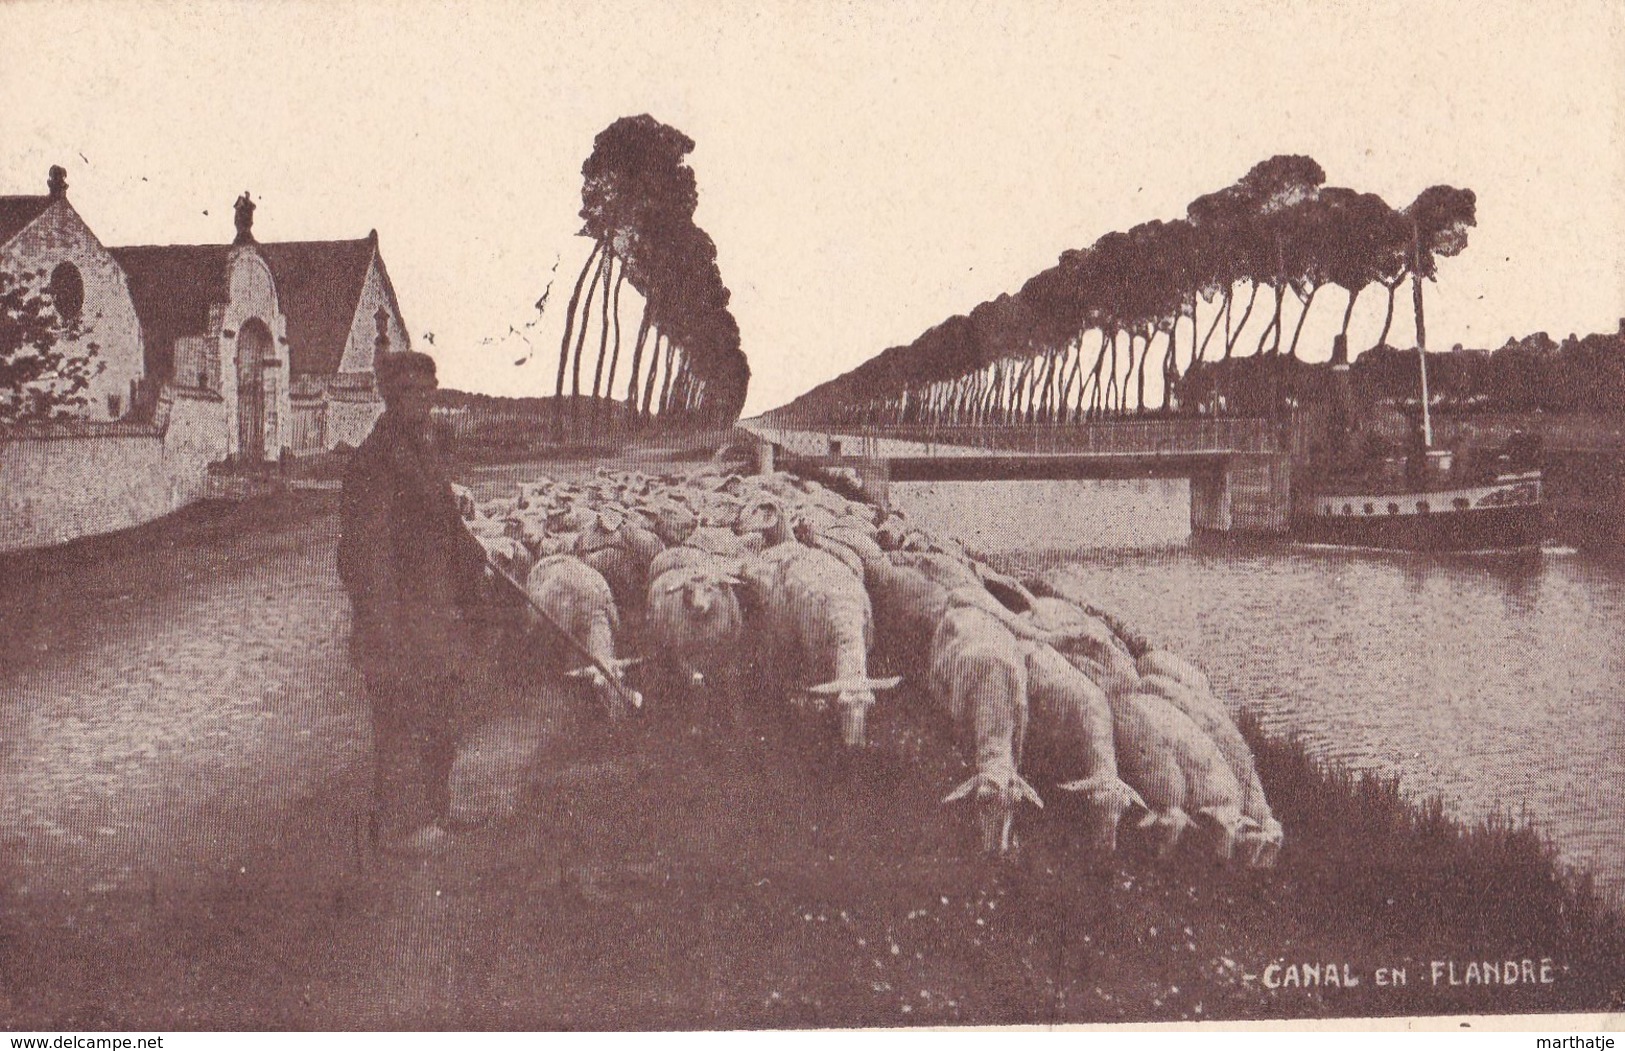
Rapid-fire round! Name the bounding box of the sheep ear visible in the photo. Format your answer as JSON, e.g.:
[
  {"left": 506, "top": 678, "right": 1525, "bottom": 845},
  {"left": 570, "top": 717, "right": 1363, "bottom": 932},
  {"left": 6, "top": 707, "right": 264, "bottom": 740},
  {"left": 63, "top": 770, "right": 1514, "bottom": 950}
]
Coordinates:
[
  {"left": 941, "top": 776, "right": 981, "bottom": 804},
  {"left": 1015, "top": 775, "right": 1043, "bottom": 809},
  {"left": 1137, "top": 810, "right": 1161, "bottom": 829},
  {"left": 806, "top": 675, "right": 902, "bottom": 695},
  {"left": 1056, "top": 774, "right": 1110, "bottom": 795}
]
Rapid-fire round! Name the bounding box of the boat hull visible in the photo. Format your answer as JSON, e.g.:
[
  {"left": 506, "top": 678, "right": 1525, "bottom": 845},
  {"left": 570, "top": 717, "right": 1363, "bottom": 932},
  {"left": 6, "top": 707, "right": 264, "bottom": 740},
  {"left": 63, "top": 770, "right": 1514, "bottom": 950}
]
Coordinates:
[{"left": 1292, "top": 474, "right": 1546, "bottom": 552}]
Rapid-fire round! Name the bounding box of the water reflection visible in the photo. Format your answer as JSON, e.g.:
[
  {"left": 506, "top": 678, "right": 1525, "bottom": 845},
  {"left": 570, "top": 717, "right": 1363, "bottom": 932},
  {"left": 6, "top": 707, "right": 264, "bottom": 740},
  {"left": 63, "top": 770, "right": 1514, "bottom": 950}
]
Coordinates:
[{"left": 891, "top": 478, "right": 1625, "bottom": 901}]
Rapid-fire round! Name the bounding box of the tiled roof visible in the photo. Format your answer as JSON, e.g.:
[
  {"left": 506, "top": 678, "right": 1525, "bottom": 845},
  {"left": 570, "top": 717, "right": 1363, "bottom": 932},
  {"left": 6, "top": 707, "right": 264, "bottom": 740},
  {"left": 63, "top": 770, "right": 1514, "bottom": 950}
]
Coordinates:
[
  {"left": 106, "top": 235, "right": 383, "bottom": 379},
  {"left": 260, "top": 238, "right": 377, "bottom": 375},
  {"left": 0, "top": 196, "right": 54, "bottom": 249},
  {"left": 107, "top": 244, "right": 232, "bottom": 378}
]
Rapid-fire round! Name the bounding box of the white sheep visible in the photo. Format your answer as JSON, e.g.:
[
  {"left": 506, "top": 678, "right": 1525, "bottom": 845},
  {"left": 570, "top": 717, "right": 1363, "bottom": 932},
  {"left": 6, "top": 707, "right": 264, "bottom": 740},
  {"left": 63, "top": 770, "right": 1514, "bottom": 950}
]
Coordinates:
[
  {"left": 646, "top": 559, "right": 748, "bottom": 727},
  {"left": 1138, "top": 648, "right": 1212, "bottom": 697},
  {"left": 740, "top": 542, "right": 899, "bottom": 749},
  {"left": 524, "top": 554, "right": 641, "bottom": 719},
  {"left": 927, "top": 603, "right": 1041, "bottom": 856},
  {"left": 1025, "top": 596, "right": 1141, "bottom": 698},
  {"left": 1139, "top": 671, "right": 1281, "bottom": 867},
  {"left": 1105, "top": 689, "right": 1248, "bottom": 861},
  {"left": 1022, "top": 643, "right": 1147, "bottom": 854}
]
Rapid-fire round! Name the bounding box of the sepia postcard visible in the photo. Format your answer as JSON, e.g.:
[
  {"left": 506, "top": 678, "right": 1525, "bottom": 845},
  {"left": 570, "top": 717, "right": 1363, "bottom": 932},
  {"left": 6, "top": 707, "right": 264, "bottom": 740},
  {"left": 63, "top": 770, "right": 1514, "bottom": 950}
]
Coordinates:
[{"left": 0, "top": 0, "right": 1621, "bottom": 1036}]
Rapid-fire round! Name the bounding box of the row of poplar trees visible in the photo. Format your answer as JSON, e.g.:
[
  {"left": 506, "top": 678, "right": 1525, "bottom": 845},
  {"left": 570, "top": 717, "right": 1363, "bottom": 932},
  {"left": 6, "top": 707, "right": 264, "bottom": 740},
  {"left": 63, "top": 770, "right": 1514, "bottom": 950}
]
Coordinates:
[
  {"left": 766, "top": 155, "right": 1476, "bottom": 429},
  {"left": 551, "top": 115, "right": 750, "bottom": 432}
]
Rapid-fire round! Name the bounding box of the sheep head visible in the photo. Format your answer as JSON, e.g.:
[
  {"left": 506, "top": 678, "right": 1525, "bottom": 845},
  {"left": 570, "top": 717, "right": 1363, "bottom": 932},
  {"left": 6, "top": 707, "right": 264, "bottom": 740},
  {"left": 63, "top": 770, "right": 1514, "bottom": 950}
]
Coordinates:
[
  {"left": 1057, "top": 774, "right": 1150, "bottom": 854},
  {"left": 1137, "top": 806, "right": 1193, "bottom": 859},
  {"left": 805, "top": 674, "right": 902, "bottom": 748},
  {"left": 733, "top": 499, "right": 783, "bottom": 538},
  {"left": 943, "top": 771, "right": 1043, "bottom": 856},
  {"left": 1233, "top": 815, "right": 1283, "bottom": 869},
  {"left": 1191, "top": 805, "right": 1247, "bottom": 863}
]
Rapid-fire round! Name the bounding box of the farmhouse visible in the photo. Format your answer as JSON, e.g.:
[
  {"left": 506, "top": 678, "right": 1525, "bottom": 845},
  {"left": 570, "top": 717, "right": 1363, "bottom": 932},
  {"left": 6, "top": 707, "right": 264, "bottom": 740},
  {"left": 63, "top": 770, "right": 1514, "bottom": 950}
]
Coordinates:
[
  {"left": 1, "top": 165, "right": 413, "bottom": 551},
  {"left": 109, "top": 191, "right": 410, "bottom": 459},
  {"left": 0, "top": 166, "right": 144, "bottom": 422},
  {"left": 2, "top": 166, "right": 410, "bottom": 458}
]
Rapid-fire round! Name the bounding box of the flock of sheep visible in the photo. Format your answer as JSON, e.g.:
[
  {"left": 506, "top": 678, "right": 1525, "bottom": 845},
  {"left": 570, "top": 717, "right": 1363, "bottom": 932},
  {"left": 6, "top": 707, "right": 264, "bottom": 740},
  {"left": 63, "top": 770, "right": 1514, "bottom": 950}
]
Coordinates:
[{"left": 454, "top": 466, "right": 1283, "bottom": 867}]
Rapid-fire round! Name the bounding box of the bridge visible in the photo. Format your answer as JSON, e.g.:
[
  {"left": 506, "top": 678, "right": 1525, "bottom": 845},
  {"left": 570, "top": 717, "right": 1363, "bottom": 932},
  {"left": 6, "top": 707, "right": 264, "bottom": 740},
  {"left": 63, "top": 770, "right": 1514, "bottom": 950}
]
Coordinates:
[{"left": 737, "top": 417, "right": 1295, "bottom": 535}]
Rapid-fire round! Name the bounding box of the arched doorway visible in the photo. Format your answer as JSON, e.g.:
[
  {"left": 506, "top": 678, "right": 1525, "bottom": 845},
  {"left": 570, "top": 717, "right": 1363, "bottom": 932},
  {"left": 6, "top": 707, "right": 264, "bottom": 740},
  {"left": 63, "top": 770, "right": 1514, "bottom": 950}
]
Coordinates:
[{"left": 237, "top": 318, "right": 273, "bottom": 461}]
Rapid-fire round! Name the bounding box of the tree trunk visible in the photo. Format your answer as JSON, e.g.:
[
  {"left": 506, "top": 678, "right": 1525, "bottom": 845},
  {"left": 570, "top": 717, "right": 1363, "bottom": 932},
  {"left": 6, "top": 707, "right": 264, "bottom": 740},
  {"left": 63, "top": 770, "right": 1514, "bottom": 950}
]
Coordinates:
[
  {"left": 633, "top": 337, "right": 659, "bottom": 419},
  {"left": 1376, "top": 281, "right": 1400, "bottom": 349},
  {"left": 625, "top": 304, "right": 652, "bottom": 411},
  {"left": 589, "top": 251, "right": 617, "bottom": 426},
  {"left": 1198, "top": 288, "right": 1227, "bottom": 362},
  {"left": 1135, "top": 329, "right": 1151, "bottom": 413},
  {"left": 1162, "top": 321, "right": 1180, "bottom": 411},
  {"left": 1086, "top": 331, "right": 1110, "bottom": 417},
  {"left": 555, "top": 241, "right": 603, "bottom": 404},
  {"left": 1341, "top": 285, "right": 1360, "bottom": 338},
  {"left": 1286, "top": 283, "right": 1320, "bottom": 359},
  {"left": 1105, "top": 331, "right": 1118, "bottom": 412},
  {"left": 1411, "top": 271, "right": 1427, "bottom": 352},
  {"left": 570, "top": 249, "right": 607, "bottom": 421},
  {"left": 1061, "top": 338, "right": 1084, "bottom": 422},
  {"left": 658, "top": 341, "right": 679, "bottom": 416},
  {"left": 1224, "top": 281, "right": 1260, "bottom": 359},
  {"left": 600, "top": 259, "right": 627, "bottom": 418}
]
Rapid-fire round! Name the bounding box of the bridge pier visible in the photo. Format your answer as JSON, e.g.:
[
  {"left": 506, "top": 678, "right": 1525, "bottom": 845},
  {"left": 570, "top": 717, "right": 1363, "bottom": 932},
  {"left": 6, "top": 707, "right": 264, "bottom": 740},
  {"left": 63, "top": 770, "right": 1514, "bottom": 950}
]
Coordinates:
[
  {"left": 855, "top": 458, "right": 891, "bottom": 512},
  {"left": 753, "top": 439, "right": 776, "bottom": 475},
  {"left": 1190, "top": 453, "right": 1293, "bottom": 535}
]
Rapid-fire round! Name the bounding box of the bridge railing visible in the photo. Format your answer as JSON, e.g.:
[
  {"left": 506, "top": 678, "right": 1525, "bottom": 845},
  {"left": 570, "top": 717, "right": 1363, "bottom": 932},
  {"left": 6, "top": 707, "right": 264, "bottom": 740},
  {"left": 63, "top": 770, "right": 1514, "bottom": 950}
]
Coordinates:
[{"left": 846, "top": 418, "right": 1280, "bottom": 457}]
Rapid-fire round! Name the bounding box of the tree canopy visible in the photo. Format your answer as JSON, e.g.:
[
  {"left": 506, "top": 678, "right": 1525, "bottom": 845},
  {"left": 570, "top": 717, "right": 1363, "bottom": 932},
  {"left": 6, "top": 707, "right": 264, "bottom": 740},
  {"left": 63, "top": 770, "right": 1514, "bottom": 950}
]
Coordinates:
[
  {"left": 553, "top": 114, "right": 750, "bottom": 435},
  {"left": 765, "top": 154, "right": 1480, "bottom": 429}
]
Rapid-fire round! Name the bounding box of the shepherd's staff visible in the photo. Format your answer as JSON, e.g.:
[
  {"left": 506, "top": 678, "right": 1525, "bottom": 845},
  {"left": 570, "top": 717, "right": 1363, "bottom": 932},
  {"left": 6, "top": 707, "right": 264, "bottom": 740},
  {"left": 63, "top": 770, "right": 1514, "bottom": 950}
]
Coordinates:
[{"left": 474, "top": 543, "right": 643, "bottom": 713}]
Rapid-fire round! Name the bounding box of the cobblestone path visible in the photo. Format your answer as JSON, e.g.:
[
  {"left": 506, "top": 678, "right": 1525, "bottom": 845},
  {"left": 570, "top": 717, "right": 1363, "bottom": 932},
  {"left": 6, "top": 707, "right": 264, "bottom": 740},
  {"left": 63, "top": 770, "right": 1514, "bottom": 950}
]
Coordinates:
[{"left": 0, "top": 496, "right": 372, "bottom": 895}]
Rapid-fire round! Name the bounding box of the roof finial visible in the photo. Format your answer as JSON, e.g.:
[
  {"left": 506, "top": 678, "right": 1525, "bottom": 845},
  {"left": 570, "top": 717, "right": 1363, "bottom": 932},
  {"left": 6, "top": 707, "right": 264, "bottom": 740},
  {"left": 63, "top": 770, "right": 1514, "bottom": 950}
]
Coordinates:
[
  {"left": 373, "top": 305, "right": 391, "bottom": 369},
  {"left": 233, "top": 191, "right": 256, "bottom": 244},
  {"left": 47, "top": 165, "right": 68, "bottom": 199}
]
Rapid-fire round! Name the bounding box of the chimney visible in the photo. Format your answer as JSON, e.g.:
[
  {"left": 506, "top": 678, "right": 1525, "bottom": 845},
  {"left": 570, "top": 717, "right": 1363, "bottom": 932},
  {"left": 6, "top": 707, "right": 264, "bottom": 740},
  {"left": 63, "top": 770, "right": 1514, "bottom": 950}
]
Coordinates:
[{"left": 47, "top": 165, "right": 67, "bottom": 199}]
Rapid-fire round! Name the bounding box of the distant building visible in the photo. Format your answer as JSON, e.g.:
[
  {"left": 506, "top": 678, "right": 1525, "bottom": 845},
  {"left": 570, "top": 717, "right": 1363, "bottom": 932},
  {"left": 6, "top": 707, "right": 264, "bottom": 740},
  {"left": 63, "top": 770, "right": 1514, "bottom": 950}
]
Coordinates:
[
  {"left": 1, "top": 167, "right": 411, "bottom": 459},
  {"left": 0, "top": 166, "right": 144, "bottom": 421}
]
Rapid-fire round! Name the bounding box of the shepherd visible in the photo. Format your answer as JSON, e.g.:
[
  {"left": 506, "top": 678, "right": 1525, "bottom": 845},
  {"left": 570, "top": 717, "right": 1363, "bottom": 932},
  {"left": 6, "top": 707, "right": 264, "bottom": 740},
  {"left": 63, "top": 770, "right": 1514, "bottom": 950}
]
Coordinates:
[{"left": 338, "top": 351, "right": 490, "bottom": 858}]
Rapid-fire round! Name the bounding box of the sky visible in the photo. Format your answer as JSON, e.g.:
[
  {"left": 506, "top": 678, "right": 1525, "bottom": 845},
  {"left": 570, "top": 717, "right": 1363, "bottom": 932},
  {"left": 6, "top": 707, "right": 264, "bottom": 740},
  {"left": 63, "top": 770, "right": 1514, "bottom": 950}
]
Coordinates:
[{"left": 3, "top": 0, "right": 1621, "bottom": 416}]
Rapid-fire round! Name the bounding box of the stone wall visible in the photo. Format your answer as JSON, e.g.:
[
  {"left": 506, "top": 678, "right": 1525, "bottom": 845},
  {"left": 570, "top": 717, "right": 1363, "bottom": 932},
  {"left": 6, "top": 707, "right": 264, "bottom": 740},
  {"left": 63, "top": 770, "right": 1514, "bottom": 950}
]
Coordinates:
[
  {"left": 0, "top": 200, "right": 144, "bottom": 422},
  {"left": 336, "top": 255, "right": 410, "bottom": 374},
  {"left": 0, "top": 387, "right": 229, "bottom": 553}
]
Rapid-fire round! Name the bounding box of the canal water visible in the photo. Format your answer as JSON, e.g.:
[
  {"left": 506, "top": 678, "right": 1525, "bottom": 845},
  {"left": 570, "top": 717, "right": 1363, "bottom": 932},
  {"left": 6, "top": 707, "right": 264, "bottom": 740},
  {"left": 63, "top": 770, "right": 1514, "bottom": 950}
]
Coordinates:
[{"left": 891, "top": 478, "right": 1625, "bottom": 902}]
